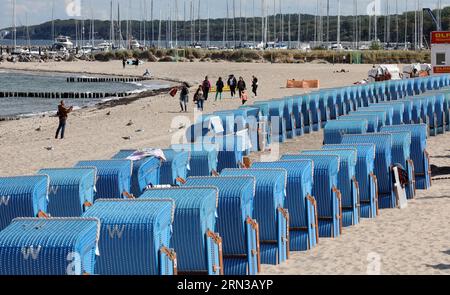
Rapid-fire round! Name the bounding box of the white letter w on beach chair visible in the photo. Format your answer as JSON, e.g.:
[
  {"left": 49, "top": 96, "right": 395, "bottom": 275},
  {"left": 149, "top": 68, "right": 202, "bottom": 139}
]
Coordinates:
[
  {"left": 107, "top": 225, "right": 126, "bottom": 239},
  {"left": 21, "top": 246, "right": 42, "bottom": 260},
  {"left": 0, "top": 196, "right": 10, "bottom": 206}
]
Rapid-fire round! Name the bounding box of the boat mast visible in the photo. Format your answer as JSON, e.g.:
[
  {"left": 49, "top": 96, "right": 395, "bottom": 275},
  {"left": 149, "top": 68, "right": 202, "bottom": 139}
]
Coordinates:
[
  {"left": 175, "top": 0, "right": 179, "bottom": 48},
  {"left": 337, "top": 0, "right": 341, "bottom": 45},
  {"left": 110, "top": 0, "right": 114, "bottom": 46},
  {"left": 151, "top": 0, "right": 154, "bottom": 47},
  {"left": 396, "top": 0, "right": 399, "bottom": 47},
  {"left": 51, "top": 0, "right": 55, "bottom": 42},
  {"left": 118, "top": 2, "right": 122, "bottom": 48},
  {"left": 239, "top": 0, "right": 242, "bottom": 44},
  {"left": 184, "top": 0, "right": 187, "bottom": 47},
  {"left": 404, "top": 0, "right": 408, "bottom": 49},
  {"left": 197, "top": 0, "right": 201, "bottom": 44},
  {"left": 12, "top": 0, "right": 17, "bottom": 48},
  {"left": 158, "top": 9, "right": 162, "bottom": 48},
  {"left": 233, "top": 0, "right": 236, "bottom": 47},
  {"left": 143, "top": 0, "right": 147, "bottom": 47},
  {"left": 297, "top": 0, "right": 301, "bottom": 48},
  {"left": 326, "top": 0, "right": 329, "bottom": 46},
  {"left": 224, "top": 0, "right": 229, "bottom": 48},
  {"left": 207, "top": 0, "right": 210, "bottom": 47},
  {"left": 253, "top": 0, "right": 256, "bottom": 44}
]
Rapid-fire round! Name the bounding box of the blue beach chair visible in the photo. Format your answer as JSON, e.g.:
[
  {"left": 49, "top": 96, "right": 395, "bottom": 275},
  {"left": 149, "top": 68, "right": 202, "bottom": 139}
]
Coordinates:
[
  {"left": 338, "top": 114, "right": 379, "bottom": 133},
  {"left": 280, "top": 154, "right": 342, "bottom": 238},
  {"left": 323, "top": 144, "right": 378, "bottom": 218},
  {"left": 111, "top": 150, "right": 161, "bottom": 197},
  {"left": 141, "top": 187, "right": 222, "bottom": 275},
  {"left": 37, "top": 168, "right": 96, "bottom": 217},
  {"left": 184, "top": 176, "right": 260, "bottom": 275},
  {"left": 380, "top": 129, "right": 415, "bottom": 199},
  {"left": 0, "top": 175, "right": 49, "bottom": 231},
  {"left": 342, "top": 134, "right": 396, "bottom": 209},
  {"left": 221, "top": 169, "right": 288, "bottom": 265},
  {"left": 159, "top": 149, "right": 190, "bottom": 186},
  {"left": 380, "top": 124, "right": 431, "bottom": 190},
  {"left": 252, "top": 160, "right": 317, "bottom": 251},
  {"left": 171, "top": 143, "right": 219, "bottom": 177},
  {"left": 74, "top": 160, "right": 132, "bottom": 200},
  {"left": 83, "top": 199, "right": 176, "bottom": 275},
  {"left": 0, "top": 217, "right": 100, "bottom": 275},
  {"left": 324, "top": 120, "right": 368, "bottom": 145},
  {"left": 302, "top": 149, "right": 360, "bottom": 227}
]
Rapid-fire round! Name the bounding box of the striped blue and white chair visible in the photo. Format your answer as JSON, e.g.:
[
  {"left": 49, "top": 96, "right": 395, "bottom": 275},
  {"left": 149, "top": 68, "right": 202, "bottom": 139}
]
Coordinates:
[
  {"left": 111, "top": 150, "right": 161, "bottom": 197},
  {"left": 160, "top": 149, "right": 190, "bottom": 186},
  {"left": 74, "top": 160, "right": 132, "bottom": 200},
  {"left": 252, "top": 160, "right": 317, "bottom": 251},
  {"left": 350, "top": 110, "right": 386, "bottom": 131},
  {"left": 324, "top": 120, "right": 368, "bottom": 145},
  {"left": 302, "top": 149, "right": 360, "bottom": 227},
  {"left": 380, "top": 129, "right": 414, "bottom": 200},
  {"left": 171, "top": 144, "right": 219, "bottom": 177},
  {"left": 141, "top": 187, "right": 222, "bottom": 275},
  {"left": 184, "top": 176, "right": 259, "bottom": 275},
  {"left": 0, "top": 175, "right": 49, "bottom": 231},
  {"left": 37, "top": 168, "right": 96, "bottom": 217},
  {"left": 323, "top": 144, "right": 378, "bottom": 218},
  {"left": 83, "top": 199, "right": 176, "bottom": 275},
  {"left": 0, "top": 217, "right": 100, "bottom": 275},
  {"left": 341, "top": 133, "right": 396, "bottom": 209},
  {"left": 221, "top": 169, "right": 289, "bottom": 265},
  {"left": 338, "top": 114, "right": 379, "bottom": 133},
  {"left": 280, "top": 154, "right": 342, "bottom": 238},
  {"left": 381, "top": 124, "right": 431, "bottom": 190}
]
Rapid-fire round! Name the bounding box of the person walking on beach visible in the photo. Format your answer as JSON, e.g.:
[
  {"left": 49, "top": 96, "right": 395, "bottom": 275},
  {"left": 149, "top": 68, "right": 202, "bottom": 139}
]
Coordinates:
[
  {"left": 179, "top": 83, "right": 189, "bottom": 112},
  {"left": 215, "top": 77, "right": 224, "bottom": 101},
  {"left": 202, "top": 76, "right": 211, "bottom": 101},
  {"left": 241, "top": 90, "right": 249, "bottom": 105},
  {"left": 122, "top": 57, "right": 127, "bottom": 69},
  {"left": 194, "top": 85, "right": 205, "bottom": 111},
  {"left": 227, "top": 74, "right": 237, "bottom": 98},
  {"left": 251, "top": 75, "right": 259, "bottom": 97},
  {"left": 55, "top": 100, "right": 73, "bottom": 139},
  {"left": 237, "top": 76, "right": 247, "bottom": 99}
]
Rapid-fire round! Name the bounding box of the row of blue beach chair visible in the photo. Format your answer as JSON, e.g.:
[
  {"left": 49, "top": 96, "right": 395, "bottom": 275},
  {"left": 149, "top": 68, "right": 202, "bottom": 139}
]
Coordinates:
[{"left": 0, "top": 75, "right": 448, "bottom": 275}]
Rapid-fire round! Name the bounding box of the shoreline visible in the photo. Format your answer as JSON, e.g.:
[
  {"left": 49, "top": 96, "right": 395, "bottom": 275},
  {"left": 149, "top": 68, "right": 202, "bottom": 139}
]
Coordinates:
[{"left": 0, "top": 67, "right": 180, "bottom": 121}]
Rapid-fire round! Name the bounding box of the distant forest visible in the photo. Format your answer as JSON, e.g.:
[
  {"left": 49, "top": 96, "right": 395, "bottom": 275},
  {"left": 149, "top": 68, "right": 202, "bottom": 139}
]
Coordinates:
[{"left": 2, "top": 7, "right": 449, "bottom": 45}]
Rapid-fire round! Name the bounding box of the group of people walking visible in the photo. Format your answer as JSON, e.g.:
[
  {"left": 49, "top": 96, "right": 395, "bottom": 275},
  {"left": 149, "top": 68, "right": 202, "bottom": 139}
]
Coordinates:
[{"left": 178, "top": 74, "right": 259, "bottom": 112}]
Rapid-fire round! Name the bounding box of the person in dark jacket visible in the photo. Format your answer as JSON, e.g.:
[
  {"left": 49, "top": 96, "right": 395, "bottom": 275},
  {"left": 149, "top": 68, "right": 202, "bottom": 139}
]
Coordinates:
[
  {"left": 215, "top": 77, "right": 224, "bottom": 101},
  {"left": 251, "top": 75, "right": 259, "bottom": 97},
  {"left": 237, "top": 76, "right": 246, "bottom": 99},
  {"left": 227, "top": 74, "right": 237, "bottom": 98},
  {"left": 179, "top": 83, "right": 189, "bottom": 112},
  {"left": 202, "top": 76, "right": 211, "bottom": 101},
  {"left": 55, "top": 100, "right": 73, "bottom": 139},
  {"left": 122, "top": 57, "right": 127, "bottom": 69}
]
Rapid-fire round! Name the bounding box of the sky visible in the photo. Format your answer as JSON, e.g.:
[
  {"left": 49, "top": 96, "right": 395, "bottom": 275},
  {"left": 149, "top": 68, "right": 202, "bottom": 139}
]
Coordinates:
[{"left": 0, "top": 0, "right": 448, "bottom": 30}]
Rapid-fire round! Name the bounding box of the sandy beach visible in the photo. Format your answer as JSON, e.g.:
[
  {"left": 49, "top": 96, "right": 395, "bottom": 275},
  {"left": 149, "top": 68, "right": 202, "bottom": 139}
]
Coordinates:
[{"left": 1, "top": 60, "right": 449, "bottom": 275}]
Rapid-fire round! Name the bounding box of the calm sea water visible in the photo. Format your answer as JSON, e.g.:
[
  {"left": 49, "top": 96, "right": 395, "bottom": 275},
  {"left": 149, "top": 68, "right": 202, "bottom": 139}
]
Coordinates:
[{"left": 0, "top": 70, "right": 169, "bottom": 117}]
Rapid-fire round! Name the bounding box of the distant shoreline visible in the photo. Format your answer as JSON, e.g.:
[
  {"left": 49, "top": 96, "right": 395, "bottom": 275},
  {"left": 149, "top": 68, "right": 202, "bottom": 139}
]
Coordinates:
[{"left": 0, "top": 68, "right": 179, "bottom": 121}]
